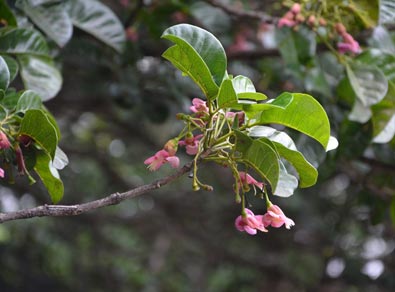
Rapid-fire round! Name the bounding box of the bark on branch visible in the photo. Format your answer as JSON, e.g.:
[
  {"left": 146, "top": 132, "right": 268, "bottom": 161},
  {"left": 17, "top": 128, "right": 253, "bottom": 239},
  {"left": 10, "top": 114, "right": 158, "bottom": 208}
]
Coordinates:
[{"left": 0, "top": 161, "right": 193, "bottom": 224}]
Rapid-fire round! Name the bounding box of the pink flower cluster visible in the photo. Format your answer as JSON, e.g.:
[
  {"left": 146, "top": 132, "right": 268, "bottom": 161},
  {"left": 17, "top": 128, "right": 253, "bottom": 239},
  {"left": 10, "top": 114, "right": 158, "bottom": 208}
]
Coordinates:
[
  {"left": 335, "top": 23, "right": 361, "bottom": 54},
  {"left": 277, "top": 3, "right": 302, "bottom": 28},
  {"left": 179, "top": 134, "right": 203, "bottom": 155},
  {"left": 0, "top": 131, "right": 11, "bottom": 178},
  {"left": 235, "top": 205, "right": 295, "bottom": 235},
  {"left": 239, "top": 171, "right": 263, "bottom": 190},
  {"left": 144, "top": 149, "right": 179, "bottom": 171}
]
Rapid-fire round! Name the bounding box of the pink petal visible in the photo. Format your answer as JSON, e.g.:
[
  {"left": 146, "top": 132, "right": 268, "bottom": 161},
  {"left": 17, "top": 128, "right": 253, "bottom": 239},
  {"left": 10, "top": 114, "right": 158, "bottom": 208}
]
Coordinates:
[
  {"left": 0, "top": 168, "right": 4, "bottom": 178},
  {"left": 166, "top": 156, "right": 180, "bottom": 168},
  {"left": 244, "top": 226, "right": 257, "bottom": 235}
]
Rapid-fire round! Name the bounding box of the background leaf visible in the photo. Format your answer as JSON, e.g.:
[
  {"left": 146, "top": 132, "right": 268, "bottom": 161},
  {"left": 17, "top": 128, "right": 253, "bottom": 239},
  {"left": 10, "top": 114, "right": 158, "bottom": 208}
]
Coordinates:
[
  {"left": 1, "top": 55, "right": 19, "bottom": 82},
  {"left": 162, "top": 23, "right": 226, "bottom": 86},
  {"left": 15, "top": 90, "right": 42, "bottom": 113},
  {"left": 0, "top": 56, "right": 10, "bottom": 90},
  {"left": 17, "top": 0, "right": 73, "bottom": 47},
  {"left": 379, "top": 0, "right": 395, "bottom": 24},
  {"left": 0, "top": 0, "right": 17, "bottom": 26},
  {"left": 18, "top": 55, "right": 62, "bottom": 101},
  {"left": 68, "top": 0, "right": 125, "bottom": 52}
]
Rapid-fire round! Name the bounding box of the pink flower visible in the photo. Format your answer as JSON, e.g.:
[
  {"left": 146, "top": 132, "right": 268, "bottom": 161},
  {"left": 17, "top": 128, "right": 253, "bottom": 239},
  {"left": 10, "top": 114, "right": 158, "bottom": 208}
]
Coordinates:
[
  {"left": 278, "top": 17, "right": 297, "bottom": 28},
  {"left": 337, "top": 33, "right": 361, "bottom": 54},
  {"left": 239, "top": 171, "right": 264, "bottom": 190},
  {"left": 262, "top": 204, "right": 295, "bottom": 229},
  {"left": 235, "top": 208, "right": 268, "bottom": 235},
  {"left": 0, "top": 131, "right": 11, "bottom": 149},
  {"left": 179, "top": 134, "right": 203, "bottom": 155},
  {"left": 0, "top": 168, "right": 4, "bottom": 178},
  {"left": 144, "top": 149, "right": 180, "bottom": 171},
  {"left": 190, "top": 98, "right": 208, "bottom": 113},
  {"left": 291, "top": 3, "right": 301, "bottom": 14},
  {"left": 225, "top": 111, "right": 245, "bottom": 126}
]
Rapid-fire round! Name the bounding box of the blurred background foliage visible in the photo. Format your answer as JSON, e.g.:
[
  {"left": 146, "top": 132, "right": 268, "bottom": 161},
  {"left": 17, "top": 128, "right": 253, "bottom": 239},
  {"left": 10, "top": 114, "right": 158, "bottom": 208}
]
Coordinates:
[{"left": 1, "top": 0, "right": 395, "bottom": 291}]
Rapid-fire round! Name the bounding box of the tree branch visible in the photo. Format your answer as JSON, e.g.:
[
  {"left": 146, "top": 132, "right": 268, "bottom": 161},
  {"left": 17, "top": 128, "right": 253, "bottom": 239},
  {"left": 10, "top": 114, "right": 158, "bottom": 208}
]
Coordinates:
[
  {"left": 204, "top": 0, "right": 275, "bottom": 23},
  {"left": 0, "top": 161, "right": 193, "bottom": 224}
]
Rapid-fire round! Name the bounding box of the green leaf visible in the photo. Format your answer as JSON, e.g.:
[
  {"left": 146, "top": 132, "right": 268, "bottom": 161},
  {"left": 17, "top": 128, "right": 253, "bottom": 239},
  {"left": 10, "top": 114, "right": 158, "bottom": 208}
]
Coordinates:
[
  {"left": 234, "top": 130, "right": 280, "bottom": 191},
  {"left": 1, "top": 55, "right": 19, "bottom": 82},
  {"left": 232, "top": 75, "right": 256, "bottom": 93},
  {"left": 237, "top": 92, "right": 267, "bottom": 101},
  {"left": 68, "top": 0, "right": 125, "bottom": 52},
  {"left": 34, "top": 150, "right": 64, "bottom": 203},
  {"left": 273, "top": 161, "right": 298, "bottom": 197},
  {"left": 217, "top": 79, "right": 237, "bottom": 108},
  {"left": 248, "top": 125, "right": 318, "bottom": 188},
  {"left": 162, "top": 24, "right": 227, "bottom": 87},
  {"left": 380, "top": 0, "right": 395, "bottom": 24},
  {"left": 162, "top": 44, "right": 219, "bottom": 99},
  {"left": 19, "top": 109, "right": 58, "bottom": 159},
  {"left": 1, "top": 89, "right": 21, "bottom": 110},
  {"left": 0, "top": 0, "right": 17, "bottom": 26},
  {"left": 368, "top": 27, "right": 395, "bottom": 54},
  {"left": 258, "top": 93, "right": 331, "bottom": 149},
  {"left": 16, "top": 0, "right": 73, "bottom": 47},
  {"left": 349, "top": 99, "right": 372, "bottom": 123},
  {"left": 15, "top": 90, "right": 42, "bottom": 113},
  {"left": 346, "top": 63, "right": 388, "bottom": 107},
  {"left": 0, "top": 56, "right": 10, "bottom": 90},
  {"left": 18, "top": 55, "right": 62, "bottom": 101},
  {"left": 0, "top": 27, "right": 49, "bottom": 56},
  {"left": 0, "top": 104, "right": 7, "bottom": 121}
]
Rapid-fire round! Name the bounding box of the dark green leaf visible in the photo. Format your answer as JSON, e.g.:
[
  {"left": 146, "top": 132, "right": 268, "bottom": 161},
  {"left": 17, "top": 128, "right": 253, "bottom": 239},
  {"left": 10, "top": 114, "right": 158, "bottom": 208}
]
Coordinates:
[
  {"left": 217, "top": 79, "right": 237, "bottom": 108},
  {"left": 68, "top": 0, "right": 125, "bottom": 52},
  {"left": 1, "top": 55, "right": 19, "bottom": 82},
  {"left": 237, "top": 92, "right": 267, "bottom": 101},
  {"left": 0, "top": 27, "right": 49, "bottom": 56},
  {"left": 353, "top": 0, "right": 379, "bottom": 28},
  {"left": 17, "top": 0, "right": 73, "bottom": 47},
  {"left": 258, "top": 93, "right": 331, "bottom": 149},
  {"left": 18, "top": 55, "right": 62, "bottom": 101},
  {"left": 0, "top": 104, "right": 7, "bottom": 121},
  {"left": 1, "top": 89, "right": 21, "bottom": 110},
  {"left": 19, "top": 109, "right": 58, "bottom": 159},
  {"left": 162, "top": 24, "right": 227, "bottom": 87},
  {"left": 372, "top": 81, "right": 395, "bottom": 143},
  {"left": 0, "top": 0, "right": 17, "bottom": 26},
  {"left": 346, "top": 63, "right": 388, "bottom": 107},
  {"left": 34, "top": 150, "right": 64, "bottom": 203},
  {"left": 15, "top": 90, "right": 42, "bottom": 113},
  {"left": 0, "top": 56, "right": 10, "bottom": 90},
  {"left": 234, "top": 130, "right": 279, "bottom": 191}
]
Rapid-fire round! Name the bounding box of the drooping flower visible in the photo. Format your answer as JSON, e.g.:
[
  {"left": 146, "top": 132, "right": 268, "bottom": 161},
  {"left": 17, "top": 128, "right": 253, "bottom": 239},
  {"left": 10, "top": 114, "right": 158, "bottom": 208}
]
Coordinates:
[
  {"left": 262, "top": 204, "right": 295, "bottom": 229},
  {"left": 190, "top": 98, "right": 209, "bottom": 113},
  {"left": 0, "top": 131, "right": 11, "bottom": 149},
  {"left": 235, "top": 208, "right": 268, "bottom": 235},
  {"left": 337, "top": 32, "right": 361, "bottom": 54},
  {"left": 239, "top": 171, "right": 264, "bottom": 190},
  {"left": 179, "top": 134, "right": 203, "bottom": 155},
  {"left": 144, "top": 149, "right": 180, "bottom": 171},
  {"left": 278, "top": 17, "right": 297, "bottom": 28}
]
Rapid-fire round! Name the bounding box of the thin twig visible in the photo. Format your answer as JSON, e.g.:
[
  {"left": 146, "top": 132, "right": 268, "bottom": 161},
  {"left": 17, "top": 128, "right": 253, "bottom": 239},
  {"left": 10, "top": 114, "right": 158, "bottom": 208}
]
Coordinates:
[
  {"left": 0, "top": 161, "right": 193, "bottom": 224},
  {"left": 204, "top": 0, "right": 275, "bottom": 23}
]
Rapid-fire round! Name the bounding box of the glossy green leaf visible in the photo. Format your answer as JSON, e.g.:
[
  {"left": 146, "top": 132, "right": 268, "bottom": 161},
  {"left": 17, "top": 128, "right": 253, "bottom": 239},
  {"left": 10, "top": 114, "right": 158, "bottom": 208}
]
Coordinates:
[
  {"left": 346, "top": 63, "right": 388, "bottom": 107},
  {"left": 0, "top": 0, "right": 17, "bottom": 26},
  {"left": 233, "top": 92, "right": 293, "bottom": 112},
  {"left": 19, "top": 109, "right": 58, "bottom": 159},
  {"left": 249, "top": 126, "right": 297, "bottom": 150},
  {"left": 380, "top": 0, "right": 395, "bottom": 24},
  {"left": 34, "top": 150, "right": 64, "bottom": 203},
  {"left": 1, "top": 89, "right": 21, "bottom": 110},
  {"left": 273, "top": 161, "right": 298, "bottom": 197},
  {"left": 18, "top": 55, "right": 62, "bottom": 101},
  {"left": 235, "top": 130, "right": 279, "bottom": 191},
  {"left": 0, "top": 27, "right": 49, "bottom": 56},
  {"left": 0, "top": 56, "right": 10, "bottom": 90},
  {"left": 1, "top": 55, "right": 19, "bottom": 82},
  {"left": 0, "top": 104, "right": 7, "bottom": 121},
  {"left": 163, "top": 45, "right": 219, "bottom": 99},
  {"left": 162, "top": 24, "right": 227, "bottom": 87},
  {"left": 272, "top": 142, "right": 318, "bottom": 188},
  {"left": 258, "top": 93, "right": 331, "bottom": 149},
  {"left": 17, "top": 0, "right": 73, "bottom": 47},
  {"left": 68, "top": 0, "right": 125, "bottom": 52},
  {"left": 15, "top": 90, "right": 42, "bottom": 113},
  {"left": 217, "top": 79, "right": 237, "bottom": 108},
  {"left": 232, "top": 75, "right": 256, "bottom": 93}
]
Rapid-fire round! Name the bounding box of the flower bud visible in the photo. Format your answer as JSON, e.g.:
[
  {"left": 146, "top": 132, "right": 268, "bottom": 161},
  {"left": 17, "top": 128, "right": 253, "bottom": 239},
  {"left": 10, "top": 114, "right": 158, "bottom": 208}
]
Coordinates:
[
  {"left": 163, "top": 138, "right": 178, "bottom": 156},
  {"left": 291, "top": 3, "right": 301, "bottom": 14},
  {"left": 0, "top": 131, "right": 11, "bottom": 149}
]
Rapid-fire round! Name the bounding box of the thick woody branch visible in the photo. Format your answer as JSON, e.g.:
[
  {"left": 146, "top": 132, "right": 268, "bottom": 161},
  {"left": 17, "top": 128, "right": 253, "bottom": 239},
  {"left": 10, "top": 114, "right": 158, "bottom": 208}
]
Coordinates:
[{"left": 0, "top": 161, "right": 193, "bottom": 224}]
